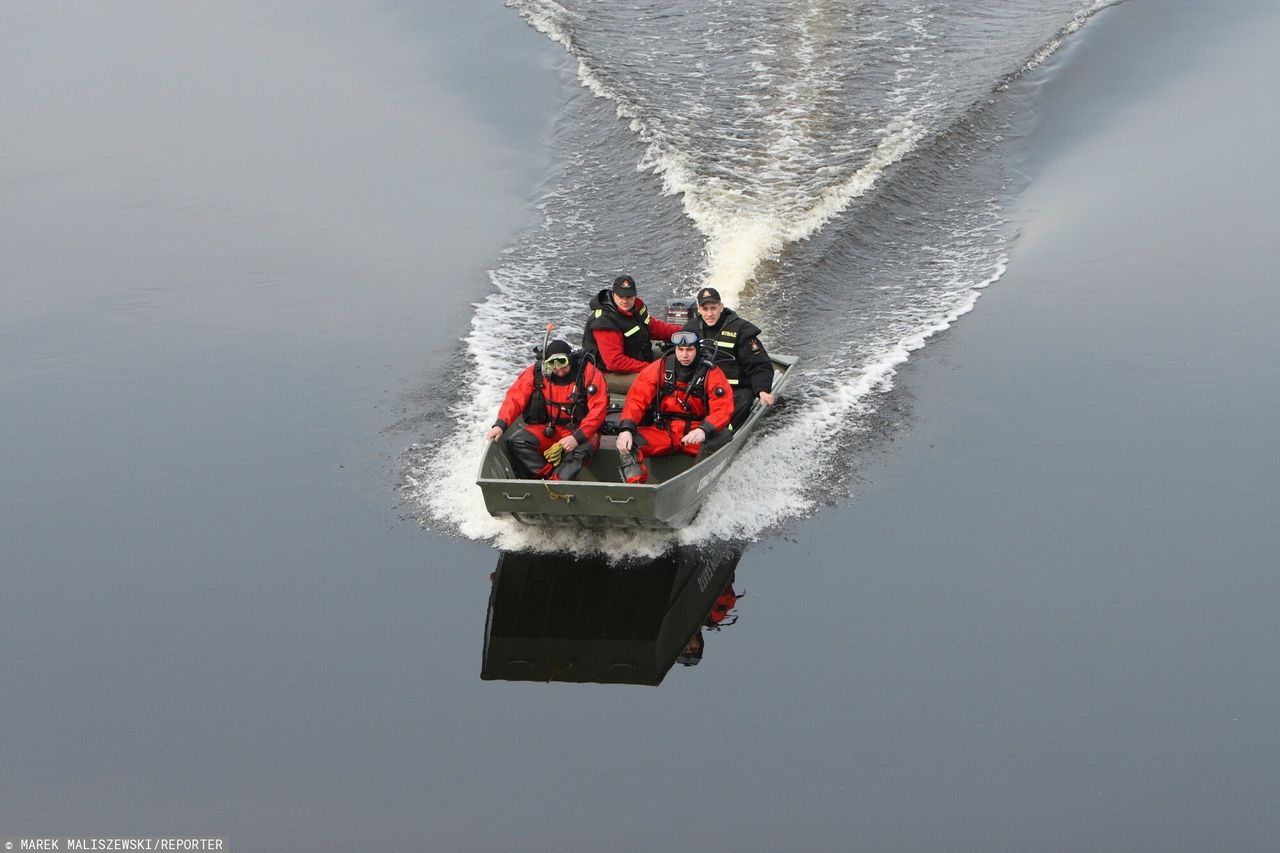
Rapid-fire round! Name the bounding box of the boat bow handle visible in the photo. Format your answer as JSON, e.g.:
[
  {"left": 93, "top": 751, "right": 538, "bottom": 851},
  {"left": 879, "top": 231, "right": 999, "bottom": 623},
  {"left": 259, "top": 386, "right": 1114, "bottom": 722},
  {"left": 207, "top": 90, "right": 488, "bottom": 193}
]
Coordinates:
[
  {"left": 606, "top": 496, "right": 635, "bottom": 504},
  {"left": 502, "top": 491, "right": 531, "bottom": 501}
]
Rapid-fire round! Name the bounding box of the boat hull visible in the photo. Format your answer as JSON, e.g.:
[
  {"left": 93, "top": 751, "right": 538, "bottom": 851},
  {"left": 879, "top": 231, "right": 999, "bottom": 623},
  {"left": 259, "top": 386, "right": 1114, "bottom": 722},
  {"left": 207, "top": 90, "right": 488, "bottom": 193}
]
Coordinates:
[{"left": 477, "top": 354, "right": 796, "bottom": 530}]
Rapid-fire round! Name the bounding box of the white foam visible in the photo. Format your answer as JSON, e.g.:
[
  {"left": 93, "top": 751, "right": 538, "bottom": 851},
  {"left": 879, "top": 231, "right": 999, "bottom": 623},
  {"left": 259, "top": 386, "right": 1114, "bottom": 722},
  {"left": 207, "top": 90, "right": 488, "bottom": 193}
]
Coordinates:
[
  {"left": 508, "top": 0, "right": 1113, "bottom": 304},
  {"left": 678, "top": 255, "right": 1009, "bottom": 543},
  {"left": 511, "top": 0, "right": 933, "bottom": 305},
  {"left": 697, "top": 120, "right": 926, "bottom": 303}
]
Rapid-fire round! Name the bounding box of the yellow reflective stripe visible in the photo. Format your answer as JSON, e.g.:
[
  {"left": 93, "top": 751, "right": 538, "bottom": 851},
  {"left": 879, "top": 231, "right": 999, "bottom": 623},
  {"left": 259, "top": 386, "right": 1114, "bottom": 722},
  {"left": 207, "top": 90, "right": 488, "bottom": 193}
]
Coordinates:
[
  {"left": 715, "top": 340, "right": 734, "bottom": 348},
  {"left": 643, "top": 315, "right": 651, "bottom": 325},
  {"left": 727, "top": 378, "right": 739, "bottom": 385},
  {"left": 594, "top": 309, "right": 602, "bottom": 317},
  {"left": 623, "top": 325, "right": 641, "bottom": 337}
]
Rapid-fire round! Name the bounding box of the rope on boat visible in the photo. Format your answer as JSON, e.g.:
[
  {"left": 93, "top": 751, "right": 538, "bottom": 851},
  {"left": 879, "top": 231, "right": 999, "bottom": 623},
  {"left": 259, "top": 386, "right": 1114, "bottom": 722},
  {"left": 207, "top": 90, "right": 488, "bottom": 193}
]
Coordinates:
[{"left": 543, "top": 481, "right": 575, "bottom": 503}]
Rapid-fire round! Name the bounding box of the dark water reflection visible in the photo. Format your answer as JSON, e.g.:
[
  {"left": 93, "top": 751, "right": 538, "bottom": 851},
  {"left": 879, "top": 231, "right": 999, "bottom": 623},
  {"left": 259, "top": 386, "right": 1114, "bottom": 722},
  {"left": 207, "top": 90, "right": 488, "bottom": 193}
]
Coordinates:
[{"left": 484, "top": 546, "right": 743, "bottom": 685}]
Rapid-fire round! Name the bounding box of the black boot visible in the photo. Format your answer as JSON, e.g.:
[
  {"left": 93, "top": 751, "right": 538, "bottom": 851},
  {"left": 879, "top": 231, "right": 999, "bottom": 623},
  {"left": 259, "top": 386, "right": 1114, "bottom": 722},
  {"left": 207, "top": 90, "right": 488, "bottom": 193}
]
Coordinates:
[
  {"left": 554, "top": 443, "right": 593, "bottom": 481},
  {"left": 617, "top": 448, "right": 647, "bottom": 483}
]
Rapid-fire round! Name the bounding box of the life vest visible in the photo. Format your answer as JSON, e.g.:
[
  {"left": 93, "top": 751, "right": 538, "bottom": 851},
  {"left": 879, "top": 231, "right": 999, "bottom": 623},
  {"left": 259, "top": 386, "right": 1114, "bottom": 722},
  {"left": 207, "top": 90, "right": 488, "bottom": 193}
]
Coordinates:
[
  {"left": 523, "top": 352, "right": 595, "bottom": 426},
  {"left": 582, "top": 289, "right": 657, "bottom": 364},
  {"left": 686, "top": 309, "right": 761, "bottom": 388},
  {"left": 648, "top": 351, "right": 713, "bottom": 427}
]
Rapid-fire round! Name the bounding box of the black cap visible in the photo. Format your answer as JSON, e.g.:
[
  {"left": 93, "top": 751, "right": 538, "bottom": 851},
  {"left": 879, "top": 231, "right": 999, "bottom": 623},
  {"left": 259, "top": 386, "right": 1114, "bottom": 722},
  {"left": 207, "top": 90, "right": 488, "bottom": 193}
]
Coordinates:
[
  {"left": 696, "top": 287, "right": 721, "bottom": 305},
  {"left": 543, "top": 339, "right": 572, "bottom": 359},
  {"left": 612, "top": 275, "right": 637, "bottom": 296}
]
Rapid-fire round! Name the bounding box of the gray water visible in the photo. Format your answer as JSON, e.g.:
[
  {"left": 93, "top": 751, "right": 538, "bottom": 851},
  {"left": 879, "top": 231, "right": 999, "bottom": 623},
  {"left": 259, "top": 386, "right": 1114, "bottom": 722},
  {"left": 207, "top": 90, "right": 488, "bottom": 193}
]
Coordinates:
[{"left": 4, "top": 0, "right": 1279, "bottom": 850}]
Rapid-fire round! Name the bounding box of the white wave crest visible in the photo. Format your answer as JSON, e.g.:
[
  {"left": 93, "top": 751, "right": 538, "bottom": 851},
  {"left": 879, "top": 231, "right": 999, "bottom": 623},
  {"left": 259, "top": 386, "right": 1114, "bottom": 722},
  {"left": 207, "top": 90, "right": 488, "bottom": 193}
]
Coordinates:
[
  {"left": 510, "top": 0, "right": 931, "bottom": 305},
  {"left": 676, "top": 256, "right": 1008, "bottom": 543},
  {"left": 1021, "top": 0, "right": 1123, "bottom": 76},
  {"left": 694, "top": 120, "right": 926, "bottom": 302}
]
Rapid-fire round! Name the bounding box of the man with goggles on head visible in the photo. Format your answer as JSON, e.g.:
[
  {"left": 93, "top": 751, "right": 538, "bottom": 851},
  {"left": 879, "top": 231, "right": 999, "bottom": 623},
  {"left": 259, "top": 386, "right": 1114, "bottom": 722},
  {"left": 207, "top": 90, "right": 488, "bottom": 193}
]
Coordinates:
[
  {"left": 581, "top": 274, "right": 684, "bottom": 391},
  {"left": 614, "top": 329, "right": 734, "bottom": 484},
  {"left": 486, "top": 339, "right": 609, "bottom": 481},
  {"left": 684, "top": 286, "right": 776, "bottom": 429}
]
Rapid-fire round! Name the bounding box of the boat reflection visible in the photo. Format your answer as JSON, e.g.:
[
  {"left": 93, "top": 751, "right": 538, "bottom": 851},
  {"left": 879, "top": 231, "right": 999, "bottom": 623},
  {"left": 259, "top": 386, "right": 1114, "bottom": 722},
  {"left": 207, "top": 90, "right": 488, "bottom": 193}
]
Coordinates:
[{"left": 482, "top": 545, "right": 743, "bottom": 686}]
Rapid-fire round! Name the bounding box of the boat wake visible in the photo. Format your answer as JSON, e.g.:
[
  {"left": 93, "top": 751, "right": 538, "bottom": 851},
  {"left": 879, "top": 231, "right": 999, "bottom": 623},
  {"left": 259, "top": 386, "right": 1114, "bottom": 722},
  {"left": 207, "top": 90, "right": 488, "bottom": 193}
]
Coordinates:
[{"left": 403, "top": 0, "right": 1117, "bottom": 554}]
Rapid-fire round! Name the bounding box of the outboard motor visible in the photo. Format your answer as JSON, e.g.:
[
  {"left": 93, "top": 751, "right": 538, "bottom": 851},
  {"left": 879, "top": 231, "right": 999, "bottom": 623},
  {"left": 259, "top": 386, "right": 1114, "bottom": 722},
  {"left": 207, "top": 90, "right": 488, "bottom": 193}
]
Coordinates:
[{"left": 665, "top": 297, "right": 696, "bottom": 325}]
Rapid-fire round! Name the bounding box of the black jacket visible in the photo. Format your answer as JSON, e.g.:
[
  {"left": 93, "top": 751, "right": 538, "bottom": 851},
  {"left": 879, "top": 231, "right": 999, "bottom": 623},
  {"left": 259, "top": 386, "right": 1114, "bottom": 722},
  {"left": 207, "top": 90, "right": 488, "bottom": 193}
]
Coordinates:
[{"left": 684, "top": 308, "right": 773, "bottom": 396}]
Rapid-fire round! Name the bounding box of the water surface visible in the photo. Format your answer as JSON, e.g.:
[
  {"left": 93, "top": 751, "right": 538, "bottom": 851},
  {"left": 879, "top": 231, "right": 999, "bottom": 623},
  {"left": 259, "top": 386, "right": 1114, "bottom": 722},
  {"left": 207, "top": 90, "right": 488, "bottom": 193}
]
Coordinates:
[{"left": 3, "top": 1, "right": 1279, "bottom": 850}]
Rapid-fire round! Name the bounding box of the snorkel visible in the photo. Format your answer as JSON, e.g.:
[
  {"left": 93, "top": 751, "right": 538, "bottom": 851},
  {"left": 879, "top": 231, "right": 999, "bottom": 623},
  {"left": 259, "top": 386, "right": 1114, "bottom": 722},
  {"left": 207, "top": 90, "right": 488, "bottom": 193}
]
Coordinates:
[{"left": 540, "top": 322, "right": 554, "bottom": 376}]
